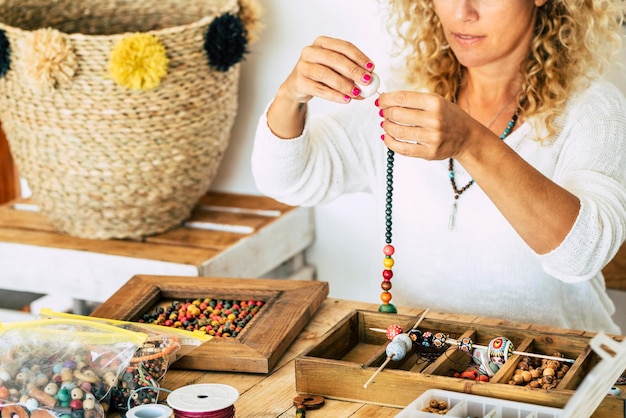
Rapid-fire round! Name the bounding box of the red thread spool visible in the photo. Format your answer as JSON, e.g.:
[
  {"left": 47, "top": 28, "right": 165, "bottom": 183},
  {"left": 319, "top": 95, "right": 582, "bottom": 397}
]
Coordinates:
[{"left": 167, "top": 384, "right": 239, "bottom": 418}]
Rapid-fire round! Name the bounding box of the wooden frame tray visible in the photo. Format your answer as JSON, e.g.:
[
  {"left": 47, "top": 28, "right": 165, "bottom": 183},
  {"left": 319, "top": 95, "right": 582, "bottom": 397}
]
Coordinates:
[
  {"left": 91, "top": 274, "right": 328, "bottom": 374},
  {"left": 295, "top": 309, "right": 625, "bottom": 417}
]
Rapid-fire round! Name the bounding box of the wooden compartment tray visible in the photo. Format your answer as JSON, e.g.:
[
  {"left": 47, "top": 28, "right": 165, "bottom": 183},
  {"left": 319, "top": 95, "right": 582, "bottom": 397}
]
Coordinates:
[
  {"left": 295, "top": 309, "right": 625, "bottom": 417},
  {"left": 92, "top": 274, "right": 328, "bottom": 374}
]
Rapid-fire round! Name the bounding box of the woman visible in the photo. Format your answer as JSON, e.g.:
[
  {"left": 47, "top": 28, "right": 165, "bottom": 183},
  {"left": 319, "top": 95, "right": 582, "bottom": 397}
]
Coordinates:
[{"left": 251, "top": 0, "right": 626, "bottom": 333}]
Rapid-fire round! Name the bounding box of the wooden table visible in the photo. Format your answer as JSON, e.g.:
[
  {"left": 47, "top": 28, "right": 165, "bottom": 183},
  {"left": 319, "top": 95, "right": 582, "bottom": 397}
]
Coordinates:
[
  {"left": 0, "top": 192, "right": 314, "bottom": 312},
  {"left": 142, "top": 299, "right": 626, "bottom": 418}
]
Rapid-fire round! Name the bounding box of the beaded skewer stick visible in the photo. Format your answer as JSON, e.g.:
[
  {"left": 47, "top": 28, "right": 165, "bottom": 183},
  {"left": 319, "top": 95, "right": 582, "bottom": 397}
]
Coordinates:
[
  {"left": 370, "top": 326, "right": 576, "bottom": 364},
  {"left": 364, "top": 308, "right": 431, "bottom": 388}
]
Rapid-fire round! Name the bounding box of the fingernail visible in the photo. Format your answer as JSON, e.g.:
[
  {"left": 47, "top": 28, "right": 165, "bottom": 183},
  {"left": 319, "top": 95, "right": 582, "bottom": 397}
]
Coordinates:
[
  {"left": 374, "top": 98, "right": 379, "bottom": 107},
  {"left": 352, "top": 86, "right": 361, "bottom": 97},
  {"left": 380, "top": 134, "right": 385, "bottom": 141},
  {"left": 365, "top": 61, "right": 374, "bottom": 70},
  {"left": 379, "top": 109, "right": 384, "bottom": 117},
  {"left": 344, "top": 95, "right": 351, "bottom": 102},
  {"left": 361, "top": 73, "right": 372, "bottom": 83},
  {"left": 380, "top": 121, "right": 384, "bottom": 128}
]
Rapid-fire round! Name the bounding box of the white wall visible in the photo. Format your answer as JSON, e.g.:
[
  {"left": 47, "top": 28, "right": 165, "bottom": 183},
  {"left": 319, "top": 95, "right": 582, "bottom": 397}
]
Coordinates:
[{"left": 210, "top": 1, "right": 626, "bottom": 329}]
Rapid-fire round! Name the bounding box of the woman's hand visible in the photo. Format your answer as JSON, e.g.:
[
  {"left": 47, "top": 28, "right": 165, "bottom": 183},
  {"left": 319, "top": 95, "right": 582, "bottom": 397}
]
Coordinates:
[
  {"left": 377, "top": 91, "right": 490, "bottom": 161},
  {"left": 278, "top": 35, "right": 377, "bottom": 105},
  {"left": 267, "top": 36, "right": 376, "bottom": 139}
]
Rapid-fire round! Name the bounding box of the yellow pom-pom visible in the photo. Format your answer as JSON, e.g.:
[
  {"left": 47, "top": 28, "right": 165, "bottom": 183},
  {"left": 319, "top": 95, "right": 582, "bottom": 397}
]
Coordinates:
[{"left": 108, "top": 33, "right": 169, "bottom": 90}]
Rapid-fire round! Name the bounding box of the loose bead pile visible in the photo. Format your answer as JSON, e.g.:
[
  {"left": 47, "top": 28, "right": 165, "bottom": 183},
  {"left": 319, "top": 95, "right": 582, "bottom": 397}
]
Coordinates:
[
  {"left": 379, "top": 149, "right": 397, "bottom": 314},
  {"left": 508, "top": 354, "right": 568, "bottom": 389},
  {"left": 421, "top": 399, "right": 449, "bottom": 414},
  {"left": 137, "top": 298, "right": 265, "bottom": 338}
]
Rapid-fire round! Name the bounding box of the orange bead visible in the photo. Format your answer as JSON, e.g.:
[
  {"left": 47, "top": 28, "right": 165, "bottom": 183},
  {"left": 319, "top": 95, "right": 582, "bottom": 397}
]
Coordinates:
[{"left": 380, "top": 291, "right": 392, "bottom": 303}]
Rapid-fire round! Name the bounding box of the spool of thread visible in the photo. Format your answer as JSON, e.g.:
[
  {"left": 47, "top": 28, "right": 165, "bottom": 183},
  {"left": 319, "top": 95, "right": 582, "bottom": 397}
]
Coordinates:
[
  {"left": 126, "top": 404, "right": 174, "bottom": 418},
  {"left": 166, "top": 384, "right": 239, "bottom": 418}
]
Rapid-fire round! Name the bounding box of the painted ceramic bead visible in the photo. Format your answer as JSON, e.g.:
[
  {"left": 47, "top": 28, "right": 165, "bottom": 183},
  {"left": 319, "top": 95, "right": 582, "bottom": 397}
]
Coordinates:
[
  {"left": 488, "top": 337, "right": 515, "bottom": 367},
  {"left": 432, "top": 333, "right": 447, "bottom": 348},
  {"left": 386, "top": 324, "right": 403, "bottom": 341},
  {"left": 408, "top": 329, "right": 423, "bottom": 344},
  {"left": 458, "top": 337, "right": 473, "bottom": 353}
]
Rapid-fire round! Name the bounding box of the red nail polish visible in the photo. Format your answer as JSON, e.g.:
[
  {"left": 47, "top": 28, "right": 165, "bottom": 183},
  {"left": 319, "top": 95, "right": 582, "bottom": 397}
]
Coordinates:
[
  {"left": 362, "top": 73, "right": 372, "bottom": 83},
  {"left": 380, "top": 121, "right": 384, "bottom": 128},
  {"left": 380, "top": 134, "right": 385, "bottom": 141},
  {"left": 344, "top": 95, "right": 351, "bottom": 102},
  {"left": 379, "top": 109, "right": 384, "bottom": 117},
  {"left": 352, "top": 87, "right": 361, "bottom": 96},
  {"left": 365, "top": 62, "right": 374, "bottom": 70},
  {"left": 375, "top": 98, "right": 379, "bottom": 107}
]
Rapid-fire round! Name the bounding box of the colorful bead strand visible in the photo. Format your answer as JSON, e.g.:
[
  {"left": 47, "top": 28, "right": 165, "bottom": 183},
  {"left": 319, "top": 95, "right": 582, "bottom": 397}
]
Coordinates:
[{"left": 379, "top": 148, "right": 397, "bottom": 313}]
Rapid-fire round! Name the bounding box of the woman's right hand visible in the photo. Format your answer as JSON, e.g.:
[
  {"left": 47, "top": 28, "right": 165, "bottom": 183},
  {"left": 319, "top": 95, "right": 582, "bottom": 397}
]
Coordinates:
[
  {"left": 267, "top": 36, "right": 375, "bottom": 139},
  {"left": 278, "top": 36, "right": 376, "bottom": 105}
]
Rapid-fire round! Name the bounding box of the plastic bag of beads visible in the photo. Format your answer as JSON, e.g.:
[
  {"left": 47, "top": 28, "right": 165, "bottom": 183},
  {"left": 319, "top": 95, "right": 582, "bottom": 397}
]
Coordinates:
[
  {"left": 39, "top": 309, "right": 211, "bottom": 364},
  {"left": 0, "top": 318, "right": 146, "bottom": 418},
  {"left": 37, "top": 309, "right": 210, "bottom": 413}
]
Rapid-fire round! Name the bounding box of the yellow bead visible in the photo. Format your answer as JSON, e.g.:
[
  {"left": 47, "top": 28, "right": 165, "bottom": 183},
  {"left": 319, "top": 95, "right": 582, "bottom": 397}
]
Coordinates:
[{"left": 383, "top": 257, "right": 394, "bottom": 268}]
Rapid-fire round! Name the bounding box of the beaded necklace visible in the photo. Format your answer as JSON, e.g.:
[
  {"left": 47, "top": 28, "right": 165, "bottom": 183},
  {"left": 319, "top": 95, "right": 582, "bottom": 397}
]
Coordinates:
[
  {"left": 448, "top": 112, "right": 518, "bottom": 230},
  {"left": 378, "top": 105, "right": 518, "bottom": 313}
]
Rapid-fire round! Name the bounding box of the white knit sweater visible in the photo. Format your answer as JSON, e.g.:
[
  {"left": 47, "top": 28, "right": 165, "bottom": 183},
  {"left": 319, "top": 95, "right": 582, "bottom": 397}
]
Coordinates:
[{"left": 251, "top": 80, "right": 626, "bottom": 334}]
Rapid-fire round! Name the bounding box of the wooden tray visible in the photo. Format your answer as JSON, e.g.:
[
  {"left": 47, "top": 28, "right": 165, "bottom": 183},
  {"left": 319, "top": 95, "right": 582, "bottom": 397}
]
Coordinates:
[
  {"left": 295, "top": 309, "right": 625, "bottom": 417},
  {"left": 91, "top": 274, "right": 328, "bottom": 374}
]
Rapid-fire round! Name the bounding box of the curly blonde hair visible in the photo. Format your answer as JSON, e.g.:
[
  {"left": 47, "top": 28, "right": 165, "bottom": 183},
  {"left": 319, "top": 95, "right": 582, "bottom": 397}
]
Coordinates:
[{"left": 385, "top": 0, "right": 625, "bottom": 138}]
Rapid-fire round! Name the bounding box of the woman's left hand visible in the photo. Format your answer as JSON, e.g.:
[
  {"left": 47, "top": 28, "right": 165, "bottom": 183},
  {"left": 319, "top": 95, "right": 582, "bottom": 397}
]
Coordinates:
[{"left": 377, "top": 90, "right": 483, "bottom": 161}]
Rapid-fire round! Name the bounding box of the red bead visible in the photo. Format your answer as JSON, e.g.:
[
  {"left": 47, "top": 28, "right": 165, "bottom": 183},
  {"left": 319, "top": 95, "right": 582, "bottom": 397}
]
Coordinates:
[
  {"left": 382, "top": 269, "right": 393, "bottom": 280},
  {"left": 383, "top": 244, "right": 395, "bottom": 256}
]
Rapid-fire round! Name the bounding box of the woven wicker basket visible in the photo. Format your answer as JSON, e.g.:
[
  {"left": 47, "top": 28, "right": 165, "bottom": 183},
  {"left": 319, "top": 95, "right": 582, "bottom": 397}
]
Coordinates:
[{"left": 0, "top": 0, "right": 261, "bottom": 239}]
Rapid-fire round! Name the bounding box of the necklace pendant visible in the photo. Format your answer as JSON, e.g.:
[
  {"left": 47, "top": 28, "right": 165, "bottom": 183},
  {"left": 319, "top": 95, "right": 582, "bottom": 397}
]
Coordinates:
[{"left": 448, "top": 200, "right": 457, "bottom": 231}]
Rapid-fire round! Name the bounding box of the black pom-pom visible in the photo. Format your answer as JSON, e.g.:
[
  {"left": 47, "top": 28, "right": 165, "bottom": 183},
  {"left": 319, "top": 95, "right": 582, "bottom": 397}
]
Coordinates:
[
  {"left": 0, "top": 29, "right": 10, "bottom": 78},
  {"left": 204, "top": 13, "right": 248, "bottom": 72}
]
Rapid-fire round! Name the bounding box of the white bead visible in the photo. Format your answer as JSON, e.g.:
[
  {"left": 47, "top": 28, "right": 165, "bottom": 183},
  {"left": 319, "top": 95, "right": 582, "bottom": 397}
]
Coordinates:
[
  {"left": 386, "top": 340, "right": 407, "bottom": 361},
  {"left": 356, "top": 72, "right": 380, "bottom": 98}
]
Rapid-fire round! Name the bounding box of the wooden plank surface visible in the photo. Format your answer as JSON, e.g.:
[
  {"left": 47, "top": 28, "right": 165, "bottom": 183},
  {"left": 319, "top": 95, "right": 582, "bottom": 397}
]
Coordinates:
[
  {"left": 129, "top": 299, "right": 624, "bottom": 418},
  {"left": 0, "top": 192, "right": 315, "bottom": 302}
]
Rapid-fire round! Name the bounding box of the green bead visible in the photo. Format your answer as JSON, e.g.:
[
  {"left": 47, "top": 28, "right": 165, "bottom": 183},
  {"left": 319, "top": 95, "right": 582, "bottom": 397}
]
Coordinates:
[{"left": 378, "top": 303, "right": 398, "bottom": 313}]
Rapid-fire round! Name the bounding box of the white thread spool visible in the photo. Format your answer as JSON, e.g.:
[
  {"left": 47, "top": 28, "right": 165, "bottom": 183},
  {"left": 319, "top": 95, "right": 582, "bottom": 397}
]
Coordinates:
[
  {"left": 166, "top": 383, "right": 239, "bottom": 415},
  {"left": 126, "top": 404, "right": 174, "bottom": 418}
]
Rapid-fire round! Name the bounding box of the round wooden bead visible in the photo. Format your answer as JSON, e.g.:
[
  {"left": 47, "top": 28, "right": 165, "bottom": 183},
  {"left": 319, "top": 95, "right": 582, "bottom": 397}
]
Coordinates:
[
  {"left": 383, "top": 257, "right": 394, "bottom": 268},
  {"left": 382, "top": 269, "right": 393, "bottom": 280},
  {"left": 383, "top": 244, "right": 395, "bottom": 256},
  {"left": 380, "top": 291, "right": 392, "bottom": 303},
  {"left": 378, "top": 303, "right": 397, "bottom": 314}
]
